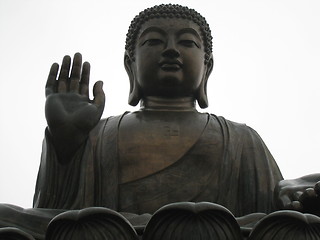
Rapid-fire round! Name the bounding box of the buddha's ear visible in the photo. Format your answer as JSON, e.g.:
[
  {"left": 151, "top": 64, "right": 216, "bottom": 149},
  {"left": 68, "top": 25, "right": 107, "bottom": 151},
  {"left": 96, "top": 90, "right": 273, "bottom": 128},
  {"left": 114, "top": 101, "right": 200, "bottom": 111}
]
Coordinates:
[
  {"left": 124, "top": 52, "right": 141, "bottom": 106},
  {"left": 197, "top": 56, "right": 214, "bottom": 109}
]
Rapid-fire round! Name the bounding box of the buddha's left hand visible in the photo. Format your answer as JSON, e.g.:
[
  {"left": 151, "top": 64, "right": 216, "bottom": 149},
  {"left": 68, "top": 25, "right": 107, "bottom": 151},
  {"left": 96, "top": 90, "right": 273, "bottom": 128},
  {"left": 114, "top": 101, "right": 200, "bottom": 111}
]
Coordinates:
[{"left": 274, "top": 173, "right": 320, "bottom": 216}]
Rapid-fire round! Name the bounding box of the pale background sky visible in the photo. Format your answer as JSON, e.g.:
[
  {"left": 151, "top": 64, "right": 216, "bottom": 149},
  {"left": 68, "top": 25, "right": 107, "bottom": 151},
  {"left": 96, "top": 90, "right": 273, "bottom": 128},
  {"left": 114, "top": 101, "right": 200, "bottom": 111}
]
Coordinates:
[{"left": 0, "top": 0, "right": 319, "bottom": 208}]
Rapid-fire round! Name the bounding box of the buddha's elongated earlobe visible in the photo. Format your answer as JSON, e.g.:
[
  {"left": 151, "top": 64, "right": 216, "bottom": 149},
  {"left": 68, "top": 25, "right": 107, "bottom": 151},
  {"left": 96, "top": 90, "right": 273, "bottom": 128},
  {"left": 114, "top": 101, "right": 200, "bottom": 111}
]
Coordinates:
[
  {"left": 197, "top": 57, "right": 214, "bottom": 108},
  {"left": 124, "top": 53, "right": 141, "bottom": 106}
]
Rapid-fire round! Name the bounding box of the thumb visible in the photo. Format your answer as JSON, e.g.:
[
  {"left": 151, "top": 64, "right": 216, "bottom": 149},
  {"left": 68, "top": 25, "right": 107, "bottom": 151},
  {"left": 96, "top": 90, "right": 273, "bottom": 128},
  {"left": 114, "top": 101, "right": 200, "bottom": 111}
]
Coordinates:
[{"left": 93, "top": 81, "right": 105, "bottom": 109}]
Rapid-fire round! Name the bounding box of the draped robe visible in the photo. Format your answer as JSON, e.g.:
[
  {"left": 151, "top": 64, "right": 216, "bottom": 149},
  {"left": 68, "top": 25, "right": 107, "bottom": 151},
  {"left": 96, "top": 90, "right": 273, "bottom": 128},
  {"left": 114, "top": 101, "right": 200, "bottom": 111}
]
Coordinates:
[{"left": 33, "top": 113, "right": 283, "bottom": 217}]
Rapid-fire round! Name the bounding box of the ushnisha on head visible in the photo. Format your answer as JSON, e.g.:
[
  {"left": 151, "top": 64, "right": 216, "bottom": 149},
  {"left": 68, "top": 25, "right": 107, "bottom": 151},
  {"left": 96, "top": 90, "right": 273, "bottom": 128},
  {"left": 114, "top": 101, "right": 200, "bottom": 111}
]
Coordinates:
[{"left": 124, "top": 4, "right": 214, "bottom": 109}]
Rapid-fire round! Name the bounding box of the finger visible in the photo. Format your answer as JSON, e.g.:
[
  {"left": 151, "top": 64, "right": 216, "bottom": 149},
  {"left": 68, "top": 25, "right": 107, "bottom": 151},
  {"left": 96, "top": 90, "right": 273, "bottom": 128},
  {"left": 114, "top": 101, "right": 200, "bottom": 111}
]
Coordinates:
[
  {"left": 58, "top": 55, "right": 71, "bottom": 92},
  {"left": 315, "top": 181, "right": 320, "bottom": 195},
  {"left": 292, "top": 191, "right": 303, "bottom": 201},
  {"left": 282, "top": 200, "right": 303, "bottom": 211},
  {"left": 291, "top": 201, "right": 303, "bottom": 211},
  {"left": 46, "top": 63, "right": 59, "bottom": 97},
  {"left": 299, "top": 188, "right": 317, "bottom": 204},
  {"left": 283, "top": 201, "right": 302, "bottom": 210},
  {"left": 278, "top": 194, "right": 292, "bottom": 209},
  {"left": 70, "top": 52, "right": 82, "bottom": 92},
  {"left": 92, "top": 81, "right": 105, "bottom": 108},
  {"left": 80, "top": 61, "right": 90, "bottom": 97}
]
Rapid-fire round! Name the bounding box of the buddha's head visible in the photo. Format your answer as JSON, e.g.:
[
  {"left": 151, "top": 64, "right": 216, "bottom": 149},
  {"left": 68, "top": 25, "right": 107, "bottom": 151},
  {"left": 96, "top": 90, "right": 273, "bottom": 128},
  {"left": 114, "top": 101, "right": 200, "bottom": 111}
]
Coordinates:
[{"left": 124, "top": 4, "right": 213, "bottom": 108}]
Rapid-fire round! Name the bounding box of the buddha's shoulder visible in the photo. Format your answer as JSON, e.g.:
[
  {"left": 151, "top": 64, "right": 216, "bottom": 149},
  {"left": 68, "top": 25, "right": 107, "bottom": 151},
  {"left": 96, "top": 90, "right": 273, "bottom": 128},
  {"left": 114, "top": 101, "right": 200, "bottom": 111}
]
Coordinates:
[
  {"left": 209, "top": 114, "right": 259, "bottom": 136},
  {"left": 90, "top": 113, "right": 128, "bottom": 135}
]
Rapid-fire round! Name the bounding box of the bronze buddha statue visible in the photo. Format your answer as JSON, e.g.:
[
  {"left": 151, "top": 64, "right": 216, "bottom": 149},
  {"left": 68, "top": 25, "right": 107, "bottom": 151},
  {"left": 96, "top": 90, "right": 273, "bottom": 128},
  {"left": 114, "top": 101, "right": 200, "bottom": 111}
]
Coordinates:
[{"left": 1, "top": 4, "right": 320, "bottom": 239}]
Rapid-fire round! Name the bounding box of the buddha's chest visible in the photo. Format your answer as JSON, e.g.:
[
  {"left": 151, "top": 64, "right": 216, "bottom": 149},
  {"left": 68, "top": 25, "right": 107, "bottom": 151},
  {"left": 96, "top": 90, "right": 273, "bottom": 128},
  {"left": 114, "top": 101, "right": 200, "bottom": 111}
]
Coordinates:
[{"left": 118, "top": 111, "right": 208, "bottom": 183}]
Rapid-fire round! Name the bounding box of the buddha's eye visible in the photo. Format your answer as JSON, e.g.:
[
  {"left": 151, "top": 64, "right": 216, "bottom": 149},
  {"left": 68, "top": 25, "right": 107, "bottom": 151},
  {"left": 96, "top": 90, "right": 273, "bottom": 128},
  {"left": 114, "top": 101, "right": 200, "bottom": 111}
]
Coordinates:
[
  {"left": 179, "top": 40, "right": 199, "bottom": 48},
  {"left": 142, "top": 39, "right": 164, "bottom": 46}
]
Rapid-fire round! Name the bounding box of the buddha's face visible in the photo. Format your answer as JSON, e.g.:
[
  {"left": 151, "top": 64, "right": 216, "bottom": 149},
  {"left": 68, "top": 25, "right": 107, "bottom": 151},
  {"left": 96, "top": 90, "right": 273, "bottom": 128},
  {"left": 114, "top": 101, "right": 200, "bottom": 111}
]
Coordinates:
[{"left": 131, "top": 18, "right": 210, "bottom": 99}]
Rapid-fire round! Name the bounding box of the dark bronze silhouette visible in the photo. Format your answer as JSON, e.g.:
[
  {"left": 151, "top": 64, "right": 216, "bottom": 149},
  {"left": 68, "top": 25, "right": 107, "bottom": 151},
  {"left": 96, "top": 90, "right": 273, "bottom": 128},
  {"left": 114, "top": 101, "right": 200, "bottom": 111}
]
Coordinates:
[
  {"left": 1, "top": 4, "right": 320, "bottom": 240},
  {"left": 35, "top": 7, "right": 283, "bottom": 216}
]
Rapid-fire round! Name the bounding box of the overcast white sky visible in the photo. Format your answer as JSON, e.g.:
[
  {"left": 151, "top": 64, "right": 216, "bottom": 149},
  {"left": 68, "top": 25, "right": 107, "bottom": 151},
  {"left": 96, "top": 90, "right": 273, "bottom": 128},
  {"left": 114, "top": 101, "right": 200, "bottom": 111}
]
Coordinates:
[{"left": 0, "top": 0, "right": 319, "bottom": 208}]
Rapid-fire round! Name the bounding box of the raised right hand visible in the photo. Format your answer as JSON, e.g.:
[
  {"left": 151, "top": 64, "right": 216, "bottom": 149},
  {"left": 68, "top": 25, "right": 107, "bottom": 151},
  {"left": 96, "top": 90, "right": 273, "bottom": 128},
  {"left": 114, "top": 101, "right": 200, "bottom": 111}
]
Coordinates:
[{"left": 45, "top": 53, "right": 105, "bottom": 161}]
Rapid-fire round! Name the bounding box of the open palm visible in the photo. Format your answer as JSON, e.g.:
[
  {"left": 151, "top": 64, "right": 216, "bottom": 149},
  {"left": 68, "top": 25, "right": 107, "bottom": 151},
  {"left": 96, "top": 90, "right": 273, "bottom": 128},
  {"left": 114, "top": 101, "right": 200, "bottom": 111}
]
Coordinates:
[{"left": 45, "top": 53, "right": 105, "bottom": 162}]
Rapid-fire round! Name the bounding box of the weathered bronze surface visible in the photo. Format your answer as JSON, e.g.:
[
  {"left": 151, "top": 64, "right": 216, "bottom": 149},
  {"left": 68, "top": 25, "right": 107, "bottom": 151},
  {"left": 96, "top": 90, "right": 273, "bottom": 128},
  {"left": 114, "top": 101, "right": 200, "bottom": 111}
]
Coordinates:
[
  {"left": 0, "top": 4, "right": 320, "bottom": 240},
  {"left": 35, "top": 5, "right": 284, "bottom": 216}
]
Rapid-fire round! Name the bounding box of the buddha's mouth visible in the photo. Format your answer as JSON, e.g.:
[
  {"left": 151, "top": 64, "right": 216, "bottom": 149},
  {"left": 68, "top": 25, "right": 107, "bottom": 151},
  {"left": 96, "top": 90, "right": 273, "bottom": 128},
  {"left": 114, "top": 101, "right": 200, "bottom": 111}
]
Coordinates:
[
  {"left": 160, "top": 63, "right": 181, "bottom": 71},
  {"left": 159, "top": 60, "right": 182, "bottom": 71}
]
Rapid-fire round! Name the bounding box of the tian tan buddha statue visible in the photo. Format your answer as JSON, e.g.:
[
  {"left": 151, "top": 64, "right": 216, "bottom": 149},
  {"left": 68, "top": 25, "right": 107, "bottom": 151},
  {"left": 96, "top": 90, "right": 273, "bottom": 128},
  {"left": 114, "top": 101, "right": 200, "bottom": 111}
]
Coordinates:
[{"left": 1, "top": 4, "right": 320, "bottom": 240}]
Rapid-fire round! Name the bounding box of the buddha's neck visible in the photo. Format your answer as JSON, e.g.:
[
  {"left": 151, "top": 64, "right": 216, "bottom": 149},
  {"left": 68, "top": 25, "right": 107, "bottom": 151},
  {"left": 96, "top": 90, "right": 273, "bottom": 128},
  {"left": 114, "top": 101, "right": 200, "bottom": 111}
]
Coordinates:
[{"left": 140, "top": 96, "right": 197, "bottom": 111}]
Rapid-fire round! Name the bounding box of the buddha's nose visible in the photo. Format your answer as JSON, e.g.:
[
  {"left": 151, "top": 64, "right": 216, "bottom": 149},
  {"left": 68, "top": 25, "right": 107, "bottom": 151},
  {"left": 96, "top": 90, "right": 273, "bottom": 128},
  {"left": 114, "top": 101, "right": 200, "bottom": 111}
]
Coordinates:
[{"left": 162, "top": 39, "right": 180, "bottom": 58}]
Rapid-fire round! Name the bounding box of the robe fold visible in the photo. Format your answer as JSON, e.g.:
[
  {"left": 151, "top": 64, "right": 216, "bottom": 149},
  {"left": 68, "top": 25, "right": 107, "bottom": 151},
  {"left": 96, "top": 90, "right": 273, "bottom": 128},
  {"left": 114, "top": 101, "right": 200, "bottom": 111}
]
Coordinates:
[{"left": 33, "top": 113, "right": 283, "bottom": 217}]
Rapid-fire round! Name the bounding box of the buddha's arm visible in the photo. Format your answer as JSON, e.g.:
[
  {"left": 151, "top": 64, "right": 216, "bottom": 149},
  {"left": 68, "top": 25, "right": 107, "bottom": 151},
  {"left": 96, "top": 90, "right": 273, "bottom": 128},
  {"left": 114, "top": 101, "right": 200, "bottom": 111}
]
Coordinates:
[
  {"left": 274, "top": 173, "right": 320, "bottom": 216},
  {"left": 45, "top": 53, "right": 105, "bottom": 163}
]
